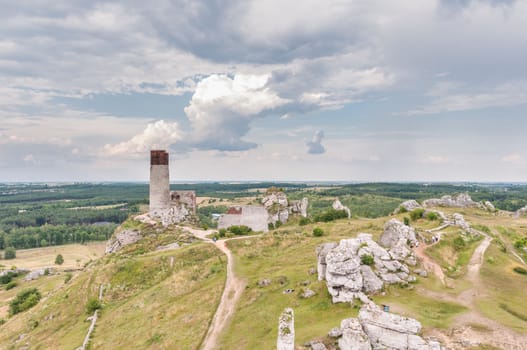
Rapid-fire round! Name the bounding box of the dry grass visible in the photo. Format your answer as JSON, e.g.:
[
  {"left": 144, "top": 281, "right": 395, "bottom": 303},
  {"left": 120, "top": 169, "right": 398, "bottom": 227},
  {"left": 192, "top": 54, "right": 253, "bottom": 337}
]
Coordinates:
[{"left": 1, "top": 243, "right": 106, "bottom": 271}]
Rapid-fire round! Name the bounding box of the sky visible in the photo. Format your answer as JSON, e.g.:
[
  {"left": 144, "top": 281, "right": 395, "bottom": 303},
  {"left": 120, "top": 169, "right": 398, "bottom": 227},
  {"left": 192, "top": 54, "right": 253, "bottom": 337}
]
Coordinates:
[{"left": 1, "top": 0, "right": 526, "bottom": 182}]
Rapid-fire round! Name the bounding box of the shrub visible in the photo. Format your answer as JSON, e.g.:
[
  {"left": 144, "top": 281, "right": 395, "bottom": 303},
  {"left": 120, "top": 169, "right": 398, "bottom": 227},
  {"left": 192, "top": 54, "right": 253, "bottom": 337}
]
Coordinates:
[
  {"left": 218, "top": 228, "right": 227, "bottom": 237},
  {"left": 64, "top": 273, "right": 72, "bottom": 284},
  {"left": 274, "top": 220, "right": 282, "bottom": 228},
  {"left": 9, "top": 288, "right": 41, "bottom": 316},
  {"left": 513, "top": 266, "right": 527, "bottom": 275},
  {"left": 55, "top": 254, "right": 64, "bottom": 265},
  {"left": 268, "top": 223, "right": 275, "bottom": 231},
  {"left": 4, "top": 247, "right": 16, "bottom": 260},
  {"left": 313, "top": 227, "right": 324, "bottom": 237},
  {"left": 228, "top": 225, "right": 252, "bottom": 235},
  {"left": 453, "top": 236, "right": 466, "bottom": 251},
  {"left": 398, "top": 206, "right": 408, "bottom": 213},
  {"left": 314, "top": 209, "right": 348, "bottom": 223},
  {"left": 426, "top": 212, "right": 439, "bottom": 221},
  {"left": 0, "top": 271, "right": 17, "bottom": 285},
  {"left": 5, "top": 281, "right": 17, "bottom": 290},
  {"left": 86, "top": 297, "right": 102, "bottom": 314},
  {"left": 409, "top": 209, "right": 425, "bottom": 221},
  {"left": 0, "top": 318, "right": 5, "bottom": 326},
  {"left": 360, "top": 254, "right": 374, "bottom": 265},
  {"left": 299, "top": 217, "right": 311, "bottom": 226},
  {"left": 403, "top": 217, "right": 410, "bottom": 226}
]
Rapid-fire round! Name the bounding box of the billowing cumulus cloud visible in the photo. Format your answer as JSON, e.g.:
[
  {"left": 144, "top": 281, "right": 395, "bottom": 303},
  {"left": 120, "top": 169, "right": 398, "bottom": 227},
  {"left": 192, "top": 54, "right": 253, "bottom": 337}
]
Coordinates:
[
  {"left": 306, "top": 130, "right": 326, "bottom": 155},
  {"left": 103, "top": 120, "right": 182, "bottom": 156}
]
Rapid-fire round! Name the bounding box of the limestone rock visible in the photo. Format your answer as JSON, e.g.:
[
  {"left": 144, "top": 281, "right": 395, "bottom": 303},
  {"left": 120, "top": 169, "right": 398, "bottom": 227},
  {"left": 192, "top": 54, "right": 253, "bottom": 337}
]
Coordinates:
[
  {"left": 422, "top": 193, "right": 478, "bottom": 208},
  {"left": 25, "top": 268, "right": 55, "bottom": 281},
  {"left": 515, "top": 205, "right": 527, "bottom": 218},
  {"left": 258, "top": 278, "right": 272, "bottom": 287},
  {"left": 452, "top": 213, "right": 471, "bottom": 231},
  {"left": 318, "top": 231, "right": 415, "bottom": 303},
  {"left": 310, "top": 342, "right": 328, "bottom": 350},
  {"left": 358, "top": 302, "right": 441, "bottom": 350},
  {"left": 332, "top": 198, "right": 351, "bottom": 218},
  {"left": 380, "top": 219, "right": 418, "bottom": 262},
  {"left": 328, "top": 327, "right": 343, "bottom": 338},
  {"left": 277, "top": 308, "right": 295, "bottom": 350},
  {"left": 105, "top": 229, "right": 142, "bottom": 254},
  {"left": 155, "top": 242, "right": 180, "bottom": 251},
  {"left": 338, "top": 318, "right": 371, "bottom": 350},
  {"left": 301, "top": 288, "right": 316, "bottom": 299},
  {"left": 290, "top": 197, "right": 309, "bottom": 217},
  {"left": 484, "top": 201, "right": 496, "bottom": 212},
  {"left": 395, "top": 200, "right": 422, "bottom": 213},
  {"left": 263, "top": 191, "right": 289, "bottom": 210}
]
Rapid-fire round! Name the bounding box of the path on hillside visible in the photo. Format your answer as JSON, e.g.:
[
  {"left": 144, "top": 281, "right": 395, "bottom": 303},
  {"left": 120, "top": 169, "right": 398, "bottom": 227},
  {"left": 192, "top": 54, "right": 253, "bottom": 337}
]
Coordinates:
[
  {"left": 182, "top": 227, "right": 259, "bottom": 350},
  {"left": 414, "top": 232, "right": 446, "bottom": 286}
]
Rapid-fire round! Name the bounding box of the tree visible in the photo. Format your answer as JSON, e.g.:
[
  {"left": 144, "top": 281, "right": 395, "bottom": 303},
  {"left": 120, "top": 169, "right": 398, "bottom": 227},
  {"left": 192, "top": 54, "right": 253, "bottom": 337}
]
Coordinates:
[
  {"left": 55, "top": 254, "right": 64, "bottom": 265},
  {"left": 4, "top": 247, "right": 16, "bottom": 260}
]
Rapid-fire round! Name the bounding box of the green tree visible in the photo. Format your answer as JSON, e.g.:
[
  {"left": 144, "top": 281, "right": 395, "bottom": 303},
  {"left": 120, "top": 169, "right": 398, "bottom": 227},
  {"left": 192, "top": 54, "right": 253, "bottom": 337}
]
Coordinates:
[
  {"left": 9, "top": 288, "right": 41, "bottom": 316},
  {"left": 55, "top": 254, "right": 64, "bottom": 265},
  {"left": 4, "top": 247, "right": 16, "bottom": 260}
]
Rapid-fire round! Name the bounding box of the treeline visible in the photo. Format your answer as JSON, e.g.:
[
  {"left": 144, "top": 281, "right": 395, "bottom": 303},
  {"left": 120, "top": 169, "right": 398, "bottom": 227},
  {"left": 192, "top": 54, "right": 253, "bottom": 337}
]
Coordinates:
[{"left": 0, "top": 224, "right": 116, "bottom": 250}]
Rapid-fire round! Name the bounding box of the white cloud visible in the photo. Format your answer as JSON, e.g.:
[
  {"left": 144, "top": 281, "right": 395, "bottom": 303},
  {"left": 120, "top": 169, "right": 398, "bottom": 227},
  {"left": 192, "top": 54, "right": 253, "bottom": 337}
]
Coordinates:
[
  {"left": 184, "top": 73, "right": 289, "bottom": 150},
  {"left": 502, "top": 153, "right": 524, "bottom": 164},
  {"left": 306, "top": 130, "right": 326, "bottom": 155},
  {"left": 421, "top": 155, "right": 450, "bottom": 164},
  {"left": 103, "top": 120, "right": 182, "bottom": 156}
]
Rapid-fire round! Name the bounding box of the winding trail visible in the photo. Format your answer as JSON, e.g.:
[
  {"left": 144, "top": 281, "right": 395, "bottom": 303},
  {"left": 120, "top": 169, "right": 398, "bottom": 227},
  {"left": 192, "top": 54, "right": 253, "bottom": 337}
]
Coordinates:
[
  {"left": 182, "top": 226, "right": 259, "bottom": 350},
  {"left": 414, "top": 232, "right": 446, "bottom": 286}
]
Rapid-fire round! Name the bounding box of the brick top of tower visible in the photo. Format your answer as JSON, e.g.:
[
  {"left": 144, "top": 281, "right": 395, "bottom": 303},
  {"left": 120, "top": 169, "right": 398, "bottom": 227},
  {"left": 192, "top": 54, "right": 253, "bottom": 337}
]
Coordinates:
[{"left": 151, "top": 150, "right": 169, "bottom": 165}]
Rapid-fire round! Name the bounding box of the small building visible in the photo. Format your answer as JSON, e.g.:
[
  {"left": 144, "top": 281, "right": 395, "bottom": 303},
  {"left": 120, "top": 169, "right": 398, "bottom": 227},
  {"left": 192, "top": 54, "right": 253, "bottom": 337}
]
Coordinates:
[{"left": 218, "top": 206, "right": 269, "bottom": 233}]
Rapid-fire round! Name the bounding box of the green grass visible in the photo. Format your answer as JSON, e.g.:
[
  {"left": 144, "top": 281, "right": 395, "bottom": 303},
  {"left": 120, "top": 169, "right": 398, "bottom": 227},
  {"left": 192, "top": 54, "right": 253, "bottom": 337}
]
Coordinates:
[{"left": 373, "top": 287, "right": 467, "bottom": 329}]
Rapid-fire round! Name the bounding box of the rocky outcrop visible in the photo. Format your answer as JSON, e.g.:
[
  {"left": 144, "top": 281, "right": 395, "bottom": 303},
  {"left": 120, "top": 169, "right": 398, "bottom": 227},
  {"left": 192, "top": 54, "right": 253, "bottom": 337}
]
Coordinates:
[
  {"left": 290, "top": 197, "right": 309, "bottom": 217},
  {"left": 483, "top": 201, "right": 496, "bottom": 212},
  {"left": 394, "top": 200, "right": 423, "bottom": 213},
  {"left": 452, "top": 213, "right": 470, "bottom": 231},
  {"left": 422, "top": 193, "right": 478, "bottom": 208},
  {"left": 336, "top": 302, "right": 443, "bottom": 350},
  {"left": 25, "top": 268, "right": 55, "bottom": 281},
  {"left": 277, "top": 308, "right": 295, "bottom": 350},
  {"left": 317, "top": 231, "right": 415, "bottom": 303},
  {"left": 380, "top": 219, "right": 418, "bottom": 265},
  {"left": 105, "top": 229, "right": 142, "bottom": 254},
  {"left": 263, "top": 190, "right": 290, "bottom": 225},
  {"left": 332, "top": 198, "right": 351, "bottom": 218},
  {"left": 515, "top": 205, "right": 527, "bottom": 218}
]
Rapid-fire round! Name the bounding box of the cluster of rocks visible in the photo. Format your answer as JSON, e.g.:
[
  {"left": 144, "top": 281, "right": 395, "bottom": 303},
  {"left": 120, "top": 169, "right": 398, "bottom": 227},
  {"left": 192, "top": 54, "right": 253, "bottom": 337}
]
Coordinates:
[
  {"left": 105, "top": 229, "right": 142, "bottom": 254},
  {"left": 332, "top": 198, "right": 351, "bottom": 218},
  {"left": 25, "top": 268, "right": 55, "bottom": 281},
  {"left": 150, "top": 205, "right": 192, "bottom": 227},
  {"left": 317, "top": 219, "right": 418, "bottom": 303},
  {"left": 396, "top": 193, "right": 496, "bottom": 213},
  {"left": 332, "top": 302, "right": 443, "bottom": 350},
  {"left": 262, "top": 190, "right": 308, "bottom": 225},
  {"left": 0, "top": 268, "right": 29, "bottom": 277}
]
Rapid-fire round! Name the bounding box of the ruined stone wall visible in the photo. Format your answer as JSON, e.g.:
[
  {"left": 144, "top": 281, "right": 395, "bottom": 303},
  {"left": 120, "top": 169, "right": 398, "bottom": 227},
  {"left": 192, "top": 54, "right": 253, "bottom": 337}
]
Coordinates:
[
  {"left": 149, "top": 150, "right": 170, "bottom": 215},
  {"left": 218, "top": 206, "right": 269, "bottom": 232},
  {"left": 170, "top": 190, "right": 196, "bottom": 215}
]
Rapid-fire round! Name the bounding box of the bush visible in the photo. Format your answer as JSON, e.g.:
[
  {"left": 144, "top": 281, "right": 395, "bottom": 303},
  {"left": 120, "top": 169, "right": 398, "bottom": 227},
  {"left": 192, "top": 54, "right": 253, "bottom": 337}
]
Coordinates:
[
  {"left": 55, "top": 254, "right": 64, "bottom": 265},
  {"left": 268, "top": 223, "right": 275, "bottom": 231},
  {"left": 64, "top": 273, "right": 72, "bottom": 284},
  {"left": 9, "top": 288, "right": 41, "bottom": 316},
  {"left": 314, "top": 209, "right": 348, "bottom": 223},
  {"left": 403, "top": 217, "right": 410, "bottom": 226},
  {"left": 299, "top": 217, "right": 311, "bottom": 226},
  {"left": 513, "top": 266, "right": 527, "bottom": 275},
  {"left": 426, "top": 212, "right": 439, "bottom": 221},
  {"left": 4, "top": 247, "right": 16, "bottom": 260},
  {"left": 360, "top": 254, "right": 374, "bottom": 265},
  {"left": 0, "top": 271, "right": 17, "bottom": 285},
  {"left": 228, "top": 225, "right": 252, "bottom": 236},
  {"left": 218, "top": 228, "right": 227, "bottom": 237},
  {"left": 313, "top": 227, "right": 324, "bottom": 237},
  {"left": 453, "top": 236, "right": 466, "bottom": 251},
  {"left": 409, "top": 209, "right": 425, "bottom": 221},
  {"left": 86, "top": 297, "right": 102, "bottom": 314},
  {"left": 398, "top": 206, "right": 408, "bottom": 213},
  {"left": 5, "top": 281, "right": 17, "bottom": 290}
]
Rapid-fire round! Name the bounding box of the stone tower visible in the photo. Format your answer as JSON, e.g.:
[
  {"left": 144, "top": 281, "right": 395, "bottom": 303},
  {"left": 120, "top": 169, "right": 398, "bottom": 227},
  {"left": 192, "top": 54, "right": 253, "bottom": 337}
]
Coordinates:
[{"left": 149, "top": 150, "right": 170, "bottom": 215}]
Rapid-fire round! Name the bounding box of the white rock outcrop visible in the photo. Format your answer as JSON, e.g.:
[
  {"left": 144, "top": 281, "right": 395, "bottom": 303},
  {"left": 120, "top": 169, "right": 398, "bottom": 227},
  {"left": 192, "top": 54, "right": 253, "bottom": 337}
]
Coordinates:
[
  {"left": 333, "top": 198, "right": 351, "bottom": 218},
  {"left": 277, "top": 308, "right": 295, "bottom": 350},
  {"left": 515, "top": 205, "right": 527, "bottom": 218},
  {"left": 422, "top": 193, "right": 478, "bottom": 208},
  {"left": 105, "top": 229, "right": 142, "bottom": 254},
  {"left": 336, "top": 302, "right": 443, "bottom": 350},
  {"left": 290, "top": 197, "right": 309, "bottom": 217},
  {"left": 379, "top": 219, "right": 418, "bottom": 265},
  {"left": 318, "top": 231, "right": 416, "bottom": 303},
  {"left": 394, "top": 200, "right": 423, "bottom": 213}
]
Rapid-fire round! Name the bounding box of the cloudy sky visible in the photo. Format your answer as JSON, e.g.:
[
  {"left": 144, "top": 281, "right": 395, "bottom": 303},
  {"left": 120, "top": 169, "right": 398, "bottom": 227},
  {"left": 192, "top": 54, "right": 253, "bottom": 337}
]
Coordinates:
[{"left": 1, "top": 0, "right": 526, "bottom": 182}]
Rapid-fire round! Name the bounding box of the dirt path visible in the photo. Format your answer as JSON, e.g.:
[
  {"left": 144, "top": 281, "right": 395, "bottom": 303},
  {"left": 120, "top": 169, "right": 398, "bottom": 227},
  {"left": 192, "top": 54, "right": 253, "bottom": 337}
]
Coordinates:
[
  {"left": 181, "top": 227, "right": 258, "bottom": 350},
  {"left": 414, "top": 233, "right": 446, "bottom": 286}
]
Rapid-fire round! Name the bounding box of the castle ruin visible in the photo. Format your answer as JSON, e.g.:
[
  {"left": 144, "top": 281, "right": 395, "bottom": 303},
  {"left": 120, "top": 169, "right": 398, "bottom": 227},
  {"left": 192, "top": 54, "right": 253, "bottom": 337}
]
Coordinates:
[{"left": 148, "top": 150, "right": 196, "bottom": 225}]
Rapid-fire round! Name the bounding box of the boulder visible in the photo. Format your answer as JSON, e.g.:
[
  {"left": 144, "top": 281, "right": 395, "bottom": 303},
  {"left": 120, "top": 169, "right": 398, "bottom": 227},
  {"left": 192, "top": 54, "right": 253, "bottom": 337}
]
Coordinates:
[
  {"left": 316, "top": 243, "right": 338, "bottom": 281},
  {"left": 277, "top": 308, "right": 295, "bottom": 350},
  {"left": 105, "top": 229, "right": 142, "bottom": 254},
  {"left": 290, "top": 198, "right": 309, "bottom": 217},
  {"left": 452, "top": 213, "right": 471, "bottom": 231},
  {"left": 338, "top": 318, "right": 371, "bottom": 350},
  {"left": 333, "top": 198, "right": 351, "bottom": 218},
  {"left": 310, "top": 342, "right": 327, "bottom": 350},
  {"left": 301, "top": 288, "right": 316, "bottom": 299},
  {"left": 395, "top": 200, "right": 422, "bottom": 213},
  {"left": 515, "top": 205, "right": 527, "bottom": 218},
  {"left": 484, "top": 201, "right": 496, "bottom": 212},
  {"left": 379, "top": 219, "right": 418, "bottom": 262},
  {"left": 25, "top": 268, "right": 55, "bottom": 281}
]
